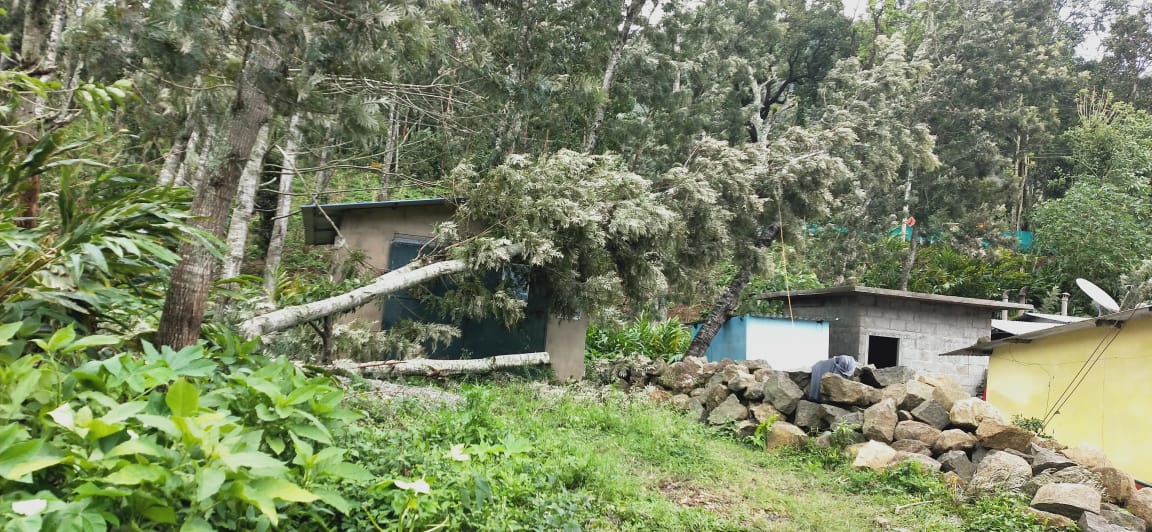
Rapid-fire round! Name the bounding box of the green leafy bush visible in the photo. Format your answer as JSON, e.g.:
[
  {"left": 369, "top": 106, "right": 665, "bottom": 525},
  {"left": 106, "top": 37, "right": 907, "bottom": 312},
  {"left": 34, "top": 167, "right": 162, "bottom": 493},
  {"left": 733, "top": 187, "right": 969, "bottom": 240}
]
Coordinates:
[
  {"left": 0, "top": 324, "right": 368, "bottom": 530},
  {"left": 1011, "top": 414, "right": 1051, "bottom": 438},
  {"left": 962, "top": 493, "right": 1068, "bottom": 532},
  {"left": 585, "top": 316, "right": 692, "bottom": 362}
]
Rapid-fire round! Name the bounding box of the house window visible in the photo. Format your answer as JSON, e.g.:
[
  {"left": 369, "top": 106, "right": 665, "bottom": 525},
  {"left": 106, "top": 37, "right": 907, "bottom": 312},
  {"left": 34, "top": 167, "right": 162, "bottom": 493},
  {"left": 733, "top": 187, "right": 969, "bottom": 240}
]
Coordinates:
[{"left": 868, "top": 335, "right": 899, "bottom": 368}]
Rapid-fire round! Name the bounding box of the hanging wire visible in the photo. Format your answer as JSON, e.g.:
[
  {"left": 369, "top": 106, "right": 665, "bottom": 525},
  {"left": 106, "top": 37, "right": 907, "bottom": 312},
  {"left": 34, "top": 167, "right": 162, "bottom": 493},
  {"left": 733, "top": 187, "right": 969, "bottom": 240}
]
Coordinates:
[{"left": 1040, "top": 309, "right": 1135, "bottom": 428}]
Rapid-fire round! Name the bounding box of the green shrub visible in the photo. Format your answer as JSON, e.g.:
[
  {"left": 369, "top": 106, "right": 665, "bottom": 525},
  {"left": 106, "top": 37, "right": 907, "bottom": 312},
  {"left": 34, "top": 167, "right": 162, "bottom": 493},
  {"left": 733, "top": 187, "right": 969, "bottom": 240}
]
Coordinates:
[
  {"left": 843, "top": 460, "right": 953, "bottom": 499},
  {"left": 962, "top": 493, "right": 1069, "bottom": 532},
  {"left": 1011, "top": 414, "right": 1051, "bottom": 438},
  {"left": 0, "top": 324, "right": 368, "bottom": 530},
  {"left": 585, "top": 316, "right": 692, "bottom": 362}
]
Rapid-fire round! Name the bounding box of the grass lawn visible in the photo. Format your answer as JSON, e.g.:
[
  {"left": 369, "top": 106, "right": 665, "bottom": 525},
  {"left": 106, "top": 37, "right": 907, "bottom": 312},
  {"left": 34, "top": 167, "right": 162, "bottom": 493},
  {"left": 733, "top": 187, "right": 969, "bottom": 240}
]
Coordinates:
[{"left": 337, "top": 381, "right": 986, "bottom": 531}]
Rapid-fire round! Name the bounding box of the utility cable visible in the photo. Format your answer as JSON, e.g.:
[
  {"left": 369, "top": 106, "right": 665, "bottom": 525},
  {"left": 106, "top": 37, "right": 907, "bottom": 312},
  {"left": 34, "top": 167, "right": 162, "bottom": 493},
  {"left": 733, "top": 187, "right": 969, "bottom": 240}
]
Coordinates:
[{"left": 1040, "top": 309, "right": 1134, "bottom": 427}]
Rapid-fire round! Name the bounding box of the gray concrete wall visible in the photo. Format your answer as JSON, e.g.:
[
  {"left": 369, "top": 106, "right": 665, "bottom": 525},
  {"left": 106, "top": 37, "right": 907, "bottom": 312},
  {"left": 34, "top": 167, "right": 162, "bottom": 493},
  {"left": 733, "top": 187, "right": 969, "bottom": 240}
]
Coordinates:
[
  {"left": 335, "top": 204, "right": 455, "bottom": 329},
  {"left": 545, "top": 316, "right": 588, "bottom": 381},
  {"left": 777, "top": 295, "right": 993, "bottom": 394},
  {"left": 854, "top": 296, "right": 991, "bottom": 394}
]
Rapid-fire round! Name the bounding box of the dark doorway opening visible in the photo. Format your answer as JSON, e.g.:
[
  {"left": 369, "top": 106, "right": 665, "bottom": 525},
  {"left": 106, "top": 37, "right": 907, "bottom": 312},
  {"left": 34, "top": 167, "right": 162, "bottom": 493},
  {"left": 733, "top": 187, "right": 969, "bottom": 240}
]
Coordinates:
[{"left": 868, "top": 335, "right": 899, "bottom": 368}]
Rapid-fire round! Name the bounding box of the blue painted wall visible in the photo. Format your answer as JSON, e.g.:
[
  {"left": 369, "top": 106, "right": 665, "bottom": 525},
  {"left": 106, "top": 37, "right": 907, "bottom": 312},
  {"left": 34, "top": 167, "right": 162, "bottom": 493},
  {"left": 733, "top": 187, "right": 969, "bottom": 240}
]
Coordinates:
[{"left": 694, "top": 316, "right": 829, "bottom": 370}]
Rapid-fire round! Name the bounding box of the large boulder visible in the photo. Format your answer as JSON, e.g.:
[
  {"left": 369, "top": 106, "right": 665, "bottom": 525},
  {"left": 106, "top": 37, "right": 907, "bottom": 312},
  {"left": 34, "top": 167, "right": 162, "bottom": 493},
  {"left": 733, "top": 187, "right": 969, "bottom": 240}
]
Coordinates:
[
  {"left": 1101, "top": 502, "right": 1147, "bottom": 532},
  {"left": 750, "top": 403, "right": 782, "bottom": 424},
  {"left": 670, "top": 394, "right": 705, "bottom": 421},
  {"left": 901, "top": 380, "right": 936, "bottom": 411},
  {"left": 849, "top": 441, "right": 898, "bottom": 471},
  {"left": 1031, "top": 483, "right": 1102, "bottom": 520},
  {"left": 919, "top": 374, "right": 963, "bottom": 390},
  {"left": 1022, "top": 466, "right": 1105, "bottom": 499},
  {"left": 820, "top": 404, "right": 862, "bottom": 430},
  {"left": 976, "top": 419, "right": 1035, "bottom": 452},
  {"left": 1064, "top": 444, "right": 1113, "bottom": 470},
  {"left": 1128, "top": 489, "right": 1152, "bottom": 530},
  {"left": 762, "top": 371, "right": 805, "bottom": 415},
  {"left": 949, "top": 397, "right": 1006, "bottom": 430},
  {"left": 911, "top": 400, "right": 952, "bottom": 430},
  {"left": 702, "top": 382, "right": 731, "bottom": 411},
  {"left": 656, "top": 359, "right": 705, "bottom": 393},
  {"left": 862, "top": 366, "right": 917, "bottom": 388},
  {"left": 862, "top": 398, "right": 898, "bottom": 443},
  {"left": 765, "top": 421, "right": 808, "bottom": 451},
  {"left": 893, "top": 452, "right": 942, "bottom": 473},
  {"left": 894, "top": 420, "right": 942, "bottom": 448},
  {"left": 879, "top": 383, "right": 908, "bottom": 407},
  {"left": 793, "top": 400, "right": 824, "bottom": 431},
  {"left": 1031, "top": 443, "right": 1078, "bottom": 475},
  {"left": 733, "top": 420, "right": 759, "bottom": 440},
  {"left": 932, "top": 384, "right": 970, "bottom": 411},
  {"left": 707, "top": 395, "right": 749, "bottom": 425},
  {"left": 1094, "top": 467, "right": 1136, "bottom": 505},
  {"left": 891, "top": 439, "right": 933, "bottom": 456},
  {"left": 1023, "top": 508, "right": 1077, "bottom": 529},
  {"left": 1078, "top": 511, "right": 1134, "bottom": 532},
  {"left": 938, "top": 450, "right": 976, "bottom": 482},
  {"left": 786, "top": 370, "right": 811, "bottom": 392},
  {"left": 820, "top": 374, "right": 879, "bottom": 406},
  {"left": 933, "top": 429, "right": 978, "bottom": 455},
  {"left": 728, "top": 373, "right": 757, "bottom": 396},
  {"left": 968, "top": 450, "right": 1033, "bottom": 495}
]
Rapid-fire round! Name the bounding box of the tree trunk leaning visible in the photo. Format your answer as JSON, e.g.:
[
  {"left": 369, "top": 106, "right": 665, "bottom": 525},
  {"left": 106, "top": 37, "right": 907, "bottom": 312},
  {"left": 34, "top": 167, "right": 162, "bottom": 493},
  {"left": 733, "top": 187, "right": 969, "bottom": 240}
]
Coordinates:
[
  {"left": 239, "top": 256, "right": 474, "bottom": 339},
  {"left": 683, "top": 222, "right": 781, "bottom": 360},
  {"left": 263, "top": 112, "right": 303, "bottom": 297},
  {"left": 357, "top": 352, "right": 550, "bottom": 378},
  {"left": 220, "top": 122, "right": 272, "bottom": 281},
  {"left": 583, "top": 0, "right": 647, "bottom": 153},
  {"left": 157, "top": 44, "right": 281, "bottom": 349}
]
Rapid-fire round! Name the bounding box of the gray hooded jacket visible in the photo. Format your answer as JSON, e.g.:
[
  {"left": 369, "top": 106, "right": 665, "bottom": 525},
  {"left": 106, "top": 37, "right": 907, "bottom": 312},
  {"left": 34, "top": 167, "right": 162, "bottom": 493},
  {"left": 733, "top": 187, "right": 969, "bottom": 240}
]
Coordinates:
[{"left": 808, "top": 355, "right": 857, "bottom": 401}]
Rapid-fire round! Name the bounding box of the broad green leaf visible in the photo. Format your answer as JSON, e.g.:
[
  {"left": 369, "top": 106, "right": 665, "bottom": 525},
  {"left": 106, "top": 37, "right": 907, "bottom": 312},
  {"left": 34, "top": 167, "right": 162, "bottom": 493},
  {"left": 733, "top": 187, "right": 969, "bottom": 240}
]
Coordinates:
[
  {"left": 105, "top": 438, "right": 169, "bottom": 460},
  {"left": 218, "top": 451, "right": 287, "bottom": 475},
  {"left": 47, "top": 404, "right": 76, "bottom": 431},
  {"left": 194, "top": 467, "right": 226, "bottom": 502},
  {"left": 60, "top": 335, "right": 121, "bottom": 354},
  {"left": 100, "top": 401, "right": 147, "bottom": 424},
  {"left": 105, "top": 463, "right": 167, "bottom": 485},
  {"left": 0, "top": 440, "right": 65, "bottom": 481},
  {"left": 179, "top": 517, "right": 215, "bottom": 532},
  {"left": 73, "top": 482, "right": 131, "bottom": 498},
  {"left": 134, "top": 414, "right": 179, "bottom": 438},
  {"left": 322, "top": 462, "right": 375, "bottom": 483},
  {"left": 313, "top": 487, "right": 352, "bottom": 514},
  {"left": 0, "top": 322, "right": 21, "bottom": 346},
  {"left": 45, "top": 324, "right": 77, "bottom": 353},
  {"left": 141, "top": 505, "right": 176, "bottom": 524},
  {"left": 248, "top": 477, "right": 319, "bottom": 503},
  {"left": 165, "top": 378, "right": 199, "bottom": 417}
]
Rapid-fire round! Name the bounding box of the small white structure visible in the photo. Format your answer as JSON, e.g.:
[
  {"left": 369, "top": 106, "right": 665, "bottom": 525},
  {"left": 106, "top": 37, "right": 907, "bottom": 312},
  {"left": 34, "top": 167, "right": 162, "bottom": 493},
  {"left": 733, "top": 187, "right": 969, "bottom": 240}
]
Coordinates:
[{"left": 694, "top": 316, "right": 829, "bottom": 371}]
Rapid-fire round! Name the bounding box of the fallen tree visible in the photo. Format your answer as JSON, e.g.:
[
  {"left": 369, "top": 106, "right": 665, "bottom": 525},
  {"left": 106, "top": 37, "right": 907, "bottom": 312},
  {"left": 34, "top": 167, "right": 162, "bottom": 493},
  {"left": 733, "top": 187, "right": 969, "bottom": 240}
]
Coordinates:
[
  {"left": 354, "top": 352, "right": 550, "bottom": 378},
  {"left": 239, "top": 257, "right": 472, "bottom": 339}
]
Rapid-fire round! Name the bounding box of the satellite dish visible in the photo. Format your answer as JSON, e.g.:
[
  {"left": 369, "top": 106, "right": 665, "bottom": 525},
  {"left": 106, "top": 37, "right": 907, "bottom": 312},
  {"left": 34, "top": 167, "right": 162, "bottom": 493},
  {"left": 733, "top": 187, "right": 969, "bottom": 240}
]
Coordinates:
[{"left": 1076, "top": 278, "right": 1120, "bottom": 314}]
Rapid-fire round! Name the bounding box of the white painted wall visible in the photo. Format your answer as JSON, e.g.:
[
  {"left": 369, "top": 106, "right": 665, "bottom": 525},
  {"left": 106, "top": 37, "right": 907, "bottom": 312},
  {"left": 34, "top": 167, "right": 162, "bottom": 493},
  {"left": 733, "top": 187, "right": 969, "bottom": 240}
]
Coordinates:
[{"left": 744, "top": 317, "right": 829, "bottom": 371}]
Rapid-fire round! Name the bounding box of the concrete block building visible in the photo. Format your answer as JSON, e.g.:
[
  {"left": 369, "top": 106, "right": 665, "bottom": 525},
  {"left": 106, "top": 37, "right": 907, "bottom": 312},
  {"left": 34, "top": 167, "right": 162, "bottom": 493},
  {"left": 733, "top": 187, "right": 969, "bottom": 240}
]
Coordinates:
[
  {"left": 758, "top": 286, "right": 1032, "bottom": 393},
  {"left": 301, "top": 198, "right": 587, "bottom": 380}
]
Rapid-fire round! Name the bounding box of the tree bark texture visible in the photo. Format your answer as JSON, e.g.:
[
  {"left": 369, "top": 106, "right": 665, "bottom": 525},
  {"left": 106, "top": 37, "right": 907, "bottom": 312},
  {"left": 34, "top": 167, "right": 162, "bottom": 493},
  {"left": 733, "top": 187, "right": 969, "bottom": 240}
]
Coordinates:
[
  {"left": 358, "top": 352, "right": 550, "bottom": 378},
  {"left": 157, "top": 44, "right": 280, "bottom": 349},
  {"left": 220, "top": 122, "right": 271, "bottom": 281},
  {"left": 899, "top": 224, "right": 919, "bottom": 291},
  {"left": 683, "top": 222, "right": 781, "bottom": 360},
  {"left": 157, "top": 117, "right": 196, "bottom": 186},
  {"left": 174, "top": 128, "right": 201, "bottom": 187},
  {"left": 239, "top": 256, "right": 473, "bottom": 339},
  {"left": 263, "top": 112, "right": 303, "bottom": 296},
  {"left": 583, "top": 0, "right": 647, "bottom": 153},
  {"left": 13, "top": 0, "right": 58, "bottom": 229}
]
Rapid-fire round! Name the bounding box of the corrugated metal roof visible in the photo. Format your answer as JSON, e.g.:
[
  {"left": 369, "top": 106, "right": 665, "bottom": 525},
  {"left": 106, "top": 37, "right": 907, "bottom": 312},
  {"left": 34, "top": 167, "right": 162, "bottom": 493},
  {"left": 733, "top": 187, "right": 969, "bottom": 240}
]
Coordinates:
[
  {"left": 991, "top": 319, "right": 1061, "bottom": 336},
  {"left": 1019, "top": 311, "right": 1089, "bottom": 324},
  {"left": 941, "top": 306, "right": 1152, "bottom": 356},
  {"left": 757, "top": 285, "right": 1034, "bottom": 311},
  {"left": 301, "top": 198, "right": 458, "bottom": 245}
]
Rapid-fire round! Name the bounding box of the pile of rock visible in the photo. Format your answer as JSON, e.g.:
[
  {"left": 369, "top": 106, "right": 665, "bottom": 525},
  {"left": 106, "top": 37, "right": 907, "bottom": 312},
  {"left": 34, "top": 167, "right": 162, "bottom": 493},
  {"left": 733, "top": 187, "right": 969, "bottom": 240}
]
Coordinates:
[{"left": 593, "top": 356, "right": 1150, "bottom": 531}]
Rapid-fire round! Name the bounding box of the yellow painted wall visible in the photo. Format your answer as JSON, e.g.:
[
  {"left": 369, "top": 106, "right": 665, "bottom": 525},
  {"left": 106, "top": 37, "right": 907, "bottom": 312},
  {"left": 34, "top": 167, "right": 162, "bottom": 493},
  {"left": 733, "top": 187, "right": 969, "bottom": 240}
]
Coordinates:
[{"left": 986, "top": 317, "right": 1152, "bottom": 481}]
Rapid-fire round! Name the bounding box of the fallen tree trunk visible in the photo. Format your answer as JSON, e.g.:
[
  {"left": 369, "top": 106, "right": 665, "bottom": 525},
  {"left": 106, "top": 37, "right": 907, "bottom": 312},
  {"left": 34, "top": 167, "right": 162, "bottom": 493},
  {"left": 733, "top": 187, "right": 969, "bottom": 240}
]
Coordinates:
[
  {"left": 357, "top": 352, "right": 550, "bottom": 378},
  {"left": 238, "top": 257, "right": 471, "bottom": 339}
]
